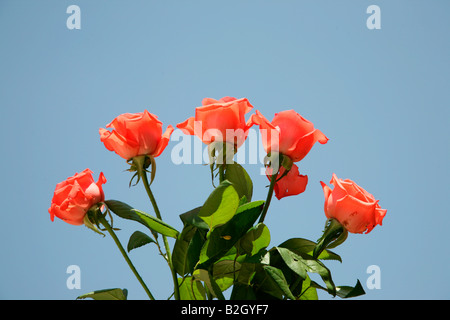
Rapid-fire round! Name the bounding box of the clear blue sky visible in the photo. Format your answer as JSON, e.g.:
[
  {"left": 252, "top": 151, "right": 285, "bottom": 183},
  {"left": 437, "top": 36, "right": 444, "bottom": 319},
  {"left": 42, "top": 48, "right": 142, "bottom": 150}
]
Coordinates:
[{"left": 1, "top": 0, "right": 449, "bottom": 300}]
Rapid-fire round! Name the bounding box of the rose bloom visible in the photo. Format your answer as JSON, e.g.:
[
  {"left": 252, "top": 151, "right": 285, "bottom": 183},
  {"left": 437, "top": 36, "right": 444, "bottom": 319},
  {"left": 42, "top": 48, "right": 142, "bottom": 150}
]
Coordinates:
[
  {"left": 320, "top": 174, "right": 387, "bottom": 234},
  {"left": 249, "top": 110, "right": 328, "bottom": 162},
  {"left": 250, "top": 109, "right": 328, "bottom": 199},
  {"left": 176, "top": 97, "right": 254, "bottom": 148},
  {"left": 48, "top": 169, "right": 107, "bottom": 225},
  {"left": 99, "top": 110, "right": 174, "bottom": 160}
]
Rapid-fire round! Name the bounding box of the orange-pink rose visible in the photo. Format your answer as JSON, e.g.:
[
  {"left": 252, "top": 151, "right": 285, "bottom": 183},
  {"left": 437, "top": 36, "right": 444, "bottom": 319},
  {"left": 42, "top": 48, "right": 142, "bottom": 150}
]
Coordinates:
[
  {"left": 320, "top": 174, "right": 387, "bottom": 234},
  {"left": 250, "top": 109, "right": 328, "bottom": 200},
  {"left": 99, "top": 110, "right": 174, "bottom": 160},
  {"left": 176, "top": 97, "right": 254, "bottom": 148},
  {"left": 249, "top": 110, "right": 328, "bottom": 162},
  {"left": 48, "top": 169, "right": 107, "bottom": 225}
]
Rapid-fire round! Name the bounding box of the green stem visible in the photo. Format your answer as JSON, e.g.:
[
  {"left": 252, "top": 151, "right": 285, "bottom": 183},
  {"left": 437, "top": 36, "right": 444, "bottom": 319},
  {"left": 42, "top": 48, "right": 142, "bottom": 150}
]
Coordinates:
[
  {"left": 218, "top": 142, "right": 228, "bottom": 184},
  {"left": 97, "top": 214, "right": 155, "bottom": 300},
  {"left": 140, "top": 170, "right": 181, "bottom": 301},
  {"left": 259, "top": 171, "right": 278, "bottom": 224},
  {"left": 219, "top": 164, "right": 226, "bottom": 183}
]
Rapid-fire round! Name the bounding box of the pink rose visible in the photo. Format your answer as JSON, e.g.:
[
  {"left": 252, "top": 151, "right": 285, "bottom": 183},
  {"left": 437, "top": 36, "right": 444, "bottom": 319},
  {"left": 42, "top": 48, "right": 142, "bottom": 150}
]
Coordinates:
[
  {"left": 48, "top": 169, "right": 107, "bottom": 225},
  {"left": 320, "top": 174, "right": 387, "bottom": 234},
  {"left": 176, "top": 97, "right": 254, "bottom": 148},
  {"left": 99, "top": 110, "right": 174, "bottom": 160},
  {"left": 250, "top": 109, "right": 328, "bottom": 199},
  {"left": 249, "top": 110, "right": 328, "bottom": 162}
]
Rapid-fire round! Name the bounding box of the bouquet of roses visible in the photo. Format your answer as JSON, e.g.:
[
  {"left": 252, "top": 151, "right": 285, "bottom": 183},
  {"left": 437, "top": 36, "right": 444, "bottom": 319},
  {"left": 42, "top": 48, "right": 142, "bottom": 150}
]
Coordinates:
[{"left": 48, "top": 96, "right": 386, "bottom": 300}]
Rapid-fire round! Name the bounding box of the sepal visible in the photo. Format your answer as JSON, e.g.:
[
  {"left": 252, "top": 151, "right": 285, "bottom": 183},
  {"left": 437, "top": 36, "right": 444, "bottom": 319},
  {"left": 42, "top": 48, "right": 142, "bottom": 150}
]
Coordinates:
[
  {"left": 313, "top": 218, "right": 348, "bottom": 259},
  {"left": 127, "top": 155, "right": 156, "bottom": 187},
  {"left": 84, "top": 205, "right": 106, "bottom": 236}
]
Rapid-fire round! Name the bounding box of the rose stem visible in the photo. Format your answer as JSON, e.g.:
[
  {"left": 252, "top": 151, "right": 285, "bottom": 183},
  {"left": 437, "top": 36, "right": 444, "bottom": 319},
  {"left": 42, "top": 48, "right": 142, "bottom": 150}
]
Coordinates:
[
  {"left": 97, "top": 213, "right": 155, "bottom": 300},
  {"left": 218, "top": 143, "right": 228, "bottom": 183},
  {"left": 259, "top": 171, "right": 278, "bottom": 224},
  {"left": 140, "top": 169, "right": 181, "bottom": 301}
]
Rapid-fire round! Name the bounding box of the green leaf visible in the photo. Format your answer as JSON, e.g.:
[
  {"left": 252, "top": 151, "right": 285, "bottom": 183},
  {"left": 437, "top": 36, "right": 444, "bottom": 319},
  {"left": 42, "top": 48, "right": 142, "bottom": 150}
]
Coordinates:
[
  {"left": 173, "top": 224, "right": 196, "bottom": 276},
  {"left": 77, "top": 288, "right": 128, "bottom": 300},
  {"left": 238, "top": 223, "right": 271, "bottom": 256},
  {"left": 186, "top": 229, "right": 207, "bottom": 273},
  {"left": 298, "top": 275, "right": 318, "bottom": 300},
  {"left": 336, "top": 280, "right": 366, "bottom": 298},
  {"left": 197, "top": 201, "right": 264, "bottom": 269},
  {"left": 275, "top": 247, "right": 336, "bottom": 296},
  {"left": 213, "top": 259, "right": 241, "bottom": 279},
  {"left": 278, "top": 238, "right": 342, "bottom": 262},
  {"left": 224, "top": 163, "right": 253, "bottom": 202},
  {"left": 230, "top": 283, "right": 257, "bottom": 300},
  {"left": 172, "top": 225, "right": 207, "bottom": 276},
  {"left": 105, "top": 200, "right": 179, "bottom": 239},
  {"left": 198, "top": 180, "right": 240, "bottom": 230},
  {"left": 262, "top": 266, "right": 295, "bottom": 300},
  {"left": 213, "top": 259, "right": 241, "bottom": 292},
  {"left": 235, "top": 261, "right": 258, "bottom": 285},
  {"left": 193, "top": 269, "right": 225, "bottom": 300},
  {"left": 127, "top": 231, "right": 155, "bottom": 252},
  {"left": 179, "top": 206, "right": 209, "bottom": 230},
  {"left": 104, "top": 199, "right": 136, "bottom": 218},
  {"left": 133, "top": 209, "right": 179, "bottom": 239},
  {"left": 276, "top": 247, "right": 308, "bottom": 280},
  {"left": 178, "top": 277, "right": 206, "bottom": 300}
]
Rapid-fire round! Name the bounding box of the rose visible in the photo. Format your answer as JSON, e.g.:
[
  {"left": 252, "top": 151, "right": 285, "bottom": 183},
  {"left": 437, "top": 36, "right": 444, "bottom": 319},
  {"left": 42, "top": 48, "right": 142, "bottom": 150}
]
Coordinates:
[
  {"left": 48, "top": 169, "right": 107, "bottom": 225},
  {"left": 99, "top": 110, "right": 174, "bottom": 160},
  {"left": 250, "top": 109, "right": 328, "bottom": 199},
  {"left": 320, "top": 173, "right": 387, "bottom": 234},
  {"left": 249, "top": 109, "right": 328, "bottom": 162},
  {"left": 176, "top": 96, "right": 254, "bottom": 148}
]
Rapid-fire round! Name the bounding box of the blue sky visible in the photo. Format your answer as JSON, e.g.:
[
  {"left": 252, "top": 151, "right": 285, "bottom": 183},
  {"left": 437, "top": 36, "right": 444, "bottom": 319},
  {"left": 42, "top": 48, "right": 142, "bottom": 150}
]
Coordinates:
[{"left": 0, "top": 0, "right": 449, "bottom": 300}]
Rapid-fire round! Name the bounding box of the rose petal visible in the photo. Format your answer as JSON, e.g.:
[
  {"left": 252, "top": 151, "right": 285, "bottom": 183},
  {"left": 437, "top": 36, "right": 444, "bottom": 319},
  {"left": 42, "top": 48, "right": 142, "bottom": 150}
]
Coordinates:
[
  {"left": 99, "top": 127, "right": 140, "bottom": 160},
  {"left": 268, "top": 164, "right": 308, "bottom": 200},
  {"left": 271, "top": 110, "right": 315, "bottom": 154},
  {"left": 152, "top": 125, "right": 175, "bottom": 157},
  {"left": 286, "top": 128, "right": 328, "bottom": 162},
  {"left": 320, "top": 181, "right": 333, "bottom": 219},
  {"left": 135, "top": 110, "right": 164, "bottom": 156},
  {"left": 176, "top": 117, "right": 196, "bottom": 135},
  {"left": 248, "top": 110, "right": 280, "bottom": 154},
  {"left": 333, "top": 195, "right": 378, "bottom": 234},
  {"left": 179, "top": 97, "right": 253, "bottom": 146},
  {"left": 202, "top": 97, "right": 220, "bottom": 105}
]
